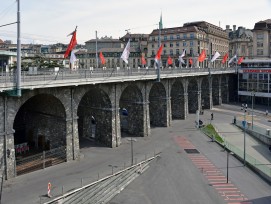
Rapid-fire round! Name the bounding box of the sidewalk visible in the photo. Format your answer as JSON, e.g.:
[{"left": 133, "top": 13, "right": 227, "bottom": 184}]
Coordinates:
[{"left": 212, "top": 118, "right": 271, "bottom": 181}]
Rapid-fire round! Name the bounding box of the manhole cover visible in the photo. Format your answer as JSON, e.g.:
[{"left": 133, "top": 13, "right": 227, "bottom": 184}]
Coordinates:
[{"left": 184, "top": 149, "right": 200, "bottom": 154}]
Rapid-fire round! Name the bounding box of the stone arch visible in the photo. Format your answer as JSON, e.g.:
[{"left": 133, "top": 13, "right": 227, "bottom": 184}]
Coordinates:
[
  {"left": 212, "top": 76, "right": 220, "bottom": 105},
  {"left": 77, "top": 87, "right": 112, "bottom": 147},
  {"left": 188, "top": 78, "right": 198, "bottom": 113},
  {"left": 171, "top": 79, "right": 185, "bottom": 119},
  {"left": 119, "top": 84, "right": 143, "bottom": 136},
  {"left": 149, "top": 82, "right": 167, "bottom": 127},
  {"left": 13, "top": 94, "right": 66, "bottom": 174},
  {"left": 201, "top": 77, "right": 210, "bottom": 109}
]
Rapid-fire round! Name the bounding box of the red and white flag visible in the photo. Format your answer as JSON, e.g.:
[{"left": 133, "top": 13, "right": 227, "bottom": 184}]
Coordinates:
[
  {"left": 64, "top": 29, "right": 77, "bottom": 58},
  {"left": 155, "top": 44, "right": 163, "bottom": 63},
  {"left": 211, "top": 51, "right": 221, "bottom": 62},
  {"left": 222, "top": 53, "right": 229, "bottom": 64},
  {"left": 121, "top": 39, "right": 130, "bottom": 64},
  {"left": 141, "top": 54, "right": 146, "bottom": 65},
  {"left": 189, "top": 58, "right": 193, "bottom": 65},
  {"left": 167, "top": 56, "right": 173, "bottom": 65},
  {"left": 198, "top": 49, "right": 206, "bottom": 62},
  {"left": 99, "top": 52, "right": 106, "bottom": 65},
  {"left": 228, "top": 54, "right": 237, "bottom": 64},
  {"left": 69, "top": 50, "right": 77, "bottom": 64},
  {"left": 237, "top": 56, "right": 244, "bottom": 65}
]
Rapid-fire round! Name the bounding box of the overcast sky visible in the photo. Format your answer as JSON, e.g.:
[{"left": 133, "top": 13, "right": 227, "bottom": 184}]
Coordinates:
[{"left": 0, "top": 0, "right": 271, "bottom": 45}]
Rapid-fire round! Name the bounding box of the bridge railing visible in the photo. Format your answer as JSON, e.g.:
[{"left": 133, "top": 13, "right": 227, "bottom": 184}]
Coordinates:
[{"left": 0, "top": 67, "right": 236, "bottom": 83}]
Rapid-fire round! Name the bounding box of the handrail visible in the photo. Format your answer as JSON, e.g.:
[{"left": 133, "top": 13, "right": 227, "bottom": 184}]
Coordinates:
[{"left": 43, "top": 153, "right": 161, "bottom": 204}]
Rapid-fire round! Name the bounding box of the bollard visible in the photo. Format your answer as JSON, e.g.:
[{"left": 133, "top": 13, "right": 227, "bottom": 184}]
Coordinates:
[{"left": 81, "top": 178, "right": 83, "bottom": 187}]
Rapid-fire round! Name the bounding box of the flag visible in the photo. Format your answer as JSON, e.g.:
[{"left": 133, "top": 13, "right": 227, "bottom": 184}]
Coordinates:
[
  {"left": 189, "top": 58, "right": 193, "bottom": 65},
  {"left": 70, "top": 50, "right": 77, "bottom": 64},
  {"left": 64, "top": 29, "right": 77, "bottom": 58},
  {"left": 155, "top": 44, "right": 163, "bottom": 63},
  {"left": 180, "top": 49, "right": 186, "bottom": 58},
  {"left": 99, "top": 52, "right": 106, "bottom": 65},
  {"left": 167, "top": 56, "right": 173, "bottom": 65},
  {"left": 228, "top": 54, "right": 237, "bottom": 64},
  {"left": 222, "top": 53, "right": 229, "bottom": 64},
  {"left": 198, "top": 49, "right": 206, "bottom": 62},
  {"left": 237, "top": 56, "right": 244, "bottom": 65},
  {"left": 141, "top": 54, "right": 146, "bottom": 65},
  {"left": 211, "top": 51, "right": 221, "bottom": 62},
  {"left": 121, "top": 39, "right": 130, "bottom": 64}
]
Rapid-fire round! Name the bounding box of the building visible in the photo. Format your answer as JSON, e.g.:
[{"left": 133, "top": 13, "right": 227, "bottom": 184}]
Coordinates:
[
  {"left": 147, "top": 21, "right": 229, "bottom": 68},
  {"left": 225, "top": 25, "right": 253, "bottom": 58},
  {"left": 85, "top": 36, "right": 122, "bottom": 52},
  {"left": 252, "top": 19, "right": 271, "bottom": 58}
]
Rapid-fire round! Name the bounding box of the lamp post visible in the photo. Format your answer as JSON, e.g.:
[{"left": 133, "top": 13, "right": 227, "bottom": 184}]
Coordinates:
[
  {"left": 226, "top": 151, "right": 234, "bottom": 183},
  {"left": 127, "top": 138, "right": 137, "bottom": 166},
  {"left": 251, "top": 91, "right": 255, "bottom": 130},
  {"left": 241, "top": 103, "right": 247, "bottom": 166}
]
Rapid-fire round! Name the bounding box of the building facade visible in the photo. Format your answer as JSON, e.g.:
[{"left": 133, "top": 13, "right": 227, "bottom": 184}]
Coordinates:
[
  {"left": 252, "top": 19, "right": 271, "bottom": 58},
  {"left": 147, "top": 21, "right": 229, "bottom": 68},
  {"left": 225, "top": 25, "right": 253, "bottom": 58}
]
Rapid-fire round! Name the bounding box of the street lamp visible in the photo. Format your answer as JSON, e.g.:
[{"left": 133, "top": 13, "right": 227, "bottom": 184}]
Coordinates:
[
  {"left": 241, "top": 103, "right": 247, "bottom": 166},
  {"left": 226, "top": 151, "right": 234, "bottom": 183},
  {"left": 127, "top": 138, "right": 137, "bottom": 166},
  {"left": 251, "top": 91, "right": 255, "bottom": 130}
]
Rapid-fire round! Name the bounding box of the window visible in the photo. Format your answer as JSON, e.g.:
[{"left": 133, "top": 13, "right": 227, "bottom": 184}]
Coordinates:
[
  {"left": 152, "top": 50, "right": 155, "bottom": 56},
  {"left": 163, "top": 50, "right": 167, "bottom": 55},
  {"left": 170, "top": 43, "right": 174, "bottom": 47},
  {"left": 257, "top": 42, "right": 263, "bottom": 47},
  {"left": 176, "top": 49, "right": 180, "bottom": 55},
  {"left": 183, "top": 34, "right": 187, "bottom": 39},
  {"left": 164, "top": 36, "right": 167, "bottom": 40},
  {"left": 257, "top": 49, "right": 263, "bottom": 55},
  {"left": 190, "top": 41, "right": 193, "bottom": 46},
  {"left": 190, "top": 33, "right": 194, "bottom": 39},
  {"left": 176, "top": 42, "right": 179, "bottom": 47},
  {"left": 177, "top": 34, "right": 180, "bottom": 39},
  {"left": 152, "top": 44, "right": 155, "bottom": 48},
  {"left": 164, "top": 44, "right": 167, "bottom": 47},
  {"left": 257, "top": 33, "right": 264, "bottom": 40},
  {"left": 152, "top": 37, "right": 156, "bottom": 41},
  {"left": 183, "top": 41, "right": 187, "bottom": 47},
  {"left": 170, "top": 35, "right": 174, "bottom": 40}
]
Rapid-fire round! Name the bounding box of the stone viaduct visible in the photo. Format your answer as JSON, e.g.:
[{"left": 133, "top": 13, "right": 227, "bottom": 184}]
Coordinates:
[{"left": 0, "top": 68, "right": 237, "bottom": 178}]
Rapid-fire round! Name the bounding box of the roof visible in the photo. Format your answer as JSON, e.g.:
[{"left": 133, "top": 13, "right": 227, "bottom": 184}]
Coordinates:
[
  {"left": 76, "top": 47, "right": 139, "bottom": 55},
  {"left": 0, "top": 39, "right": 4, "bottom": 44},
  {"left": 149, "top": 26, "right": 201, "bottom": 36},
  {"left": 253, "top": 19, "right": 271, "bottom": 30},
  {"left": 85, "top": 38, "right": 121, "bottom": 43}
]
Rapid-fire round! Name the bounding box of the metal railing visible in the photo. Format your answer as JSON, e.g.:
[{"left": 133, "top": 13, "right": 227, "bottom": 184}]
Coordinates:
[
  {"left": 0, "top": 67, "right": 236, "bottom": 86},
  {"left": 16, "top": 146, "right": 66, "bottom": 176}
]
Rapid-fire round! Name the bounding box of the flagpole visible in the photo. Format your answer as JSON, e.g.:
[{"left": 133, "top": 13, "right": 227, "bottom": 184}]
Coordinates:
[
  {"left": 95, "top": 31, "right": 98, "bottom": 69},
  {"left": 157, "top": 23, "right": 161, "bottom": 82},
  {"left": 16, "top": 0, "right": 21, "bottom": 96}
]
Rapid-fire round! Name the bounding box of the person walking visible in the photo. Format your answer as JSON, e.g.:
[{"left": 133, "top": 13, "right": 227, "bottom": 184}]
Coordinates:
[
  {"left": 266, "top": 109, "right": 268, "bottom": 116},
  {"left": 211, "top": 113, "right": 214, "bottom": 120}
]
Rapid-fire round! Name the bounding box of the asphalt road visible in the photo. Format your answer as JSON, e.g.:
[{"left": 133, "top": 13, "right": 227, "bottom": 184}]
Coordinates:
[{"left": 2, "top": 104, "right": 271, "bottom": 204}]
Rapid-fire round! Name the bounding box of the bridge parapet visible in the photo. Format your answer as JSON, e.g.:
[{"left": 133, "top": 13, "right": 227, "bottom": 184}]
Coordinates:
[{"left": 0, "top": 67, "right": 236, "bottom": 92}]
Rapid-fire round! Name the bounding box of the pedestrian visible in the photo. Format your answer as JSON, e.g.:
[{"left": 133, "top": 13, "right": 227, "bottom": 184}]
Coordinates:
[
  {"left": 211, "top": 113, "right": 213, "bottom": 120},
  {"left": 47, "top": 182, "right": 52, "bottom": 198},
  {"left": 269, "top": 145, "right": 271, "bottom": 152},
  {"left": 266, "top": 109, "right": 268, "bottom": 116}
]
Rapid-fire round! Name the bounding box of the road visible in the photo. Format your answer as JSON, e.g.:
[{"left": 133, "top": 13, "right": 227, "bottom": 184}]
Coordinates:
[{"left": 2, "top": 104, "right": 271, "bottom": 204}]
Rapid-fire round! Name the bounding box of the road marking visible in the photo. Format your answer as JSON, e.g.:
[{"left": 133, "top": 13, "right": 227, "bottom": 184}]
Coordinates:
[{"left": 174, "top": 136, "right": 250, "bottom": 204}]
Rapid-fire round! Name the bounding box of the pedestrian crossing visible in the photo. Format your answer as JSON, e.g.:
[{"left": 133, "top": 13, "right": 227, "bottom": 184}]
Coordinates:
[{"left": 174, "top": 136, "right": 253, "bottom": 204}]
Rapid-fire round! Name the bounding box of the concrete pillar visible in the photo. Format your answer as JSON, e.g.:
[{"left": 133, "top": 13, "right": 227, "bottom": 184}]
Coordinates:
[
  {"left": 218, "top": 85, "right": 222, "bottom": 105},
  {"left": 166, "top": 96, "right": 172, "bottom": 127},
  {"left": 184, "top": 92, "right": 189, "bottom": 118},
  {"left": 5, "top": 130, "right": 16, "bottom": 179}
]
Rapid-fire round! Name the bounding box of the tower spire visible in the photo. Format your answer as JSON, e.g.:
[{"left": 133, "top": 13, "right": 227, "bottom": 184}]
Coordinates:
[{"left": 159, "top": 12, "right": 163, "bottom": 30}]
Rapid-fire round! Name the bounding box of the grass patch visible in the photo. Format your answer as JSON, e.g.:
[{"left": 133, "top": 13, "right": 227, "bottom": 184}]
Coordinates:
[{"left": 201, "top": 124, "right": 224, "bottom": 144}]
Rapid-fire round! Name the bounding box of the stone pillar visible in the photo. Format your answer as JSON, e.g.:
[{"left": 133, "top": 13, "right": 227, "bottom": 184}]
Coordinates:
[
  {"left": 184, "top": 92, "right": 189, "bottom": 118},
  {"left": 66, "top": 116, "right": 79, "bottom": 161},
  {"left": 143, "top": 101, "right": 151, "bottom": 137},
  {"left": 113, "top": 107, "right": 121, "bottom": 147},
  {"left": 5, "top": 130, "right": 16, "bottom": 179},
  {"left": 165, "top": 96, "right": 172, "bottom": 127},
  {"left": 218, "top": 85, "right": 222, "bottom": 105}
]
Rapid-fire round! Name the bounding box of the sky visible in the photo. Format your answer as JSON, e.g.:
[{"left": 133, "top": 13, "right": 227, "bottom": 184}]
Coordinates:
[{"left": 0, "top": 0, "right": 271, "bottom": 45}]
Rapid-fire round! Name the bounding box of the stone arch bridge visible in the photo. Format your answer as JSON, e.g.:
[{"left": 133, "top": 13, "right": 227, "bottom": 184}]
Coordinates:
[{"left": 0, "top": 68, "right": 236, "bottom": 178}]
